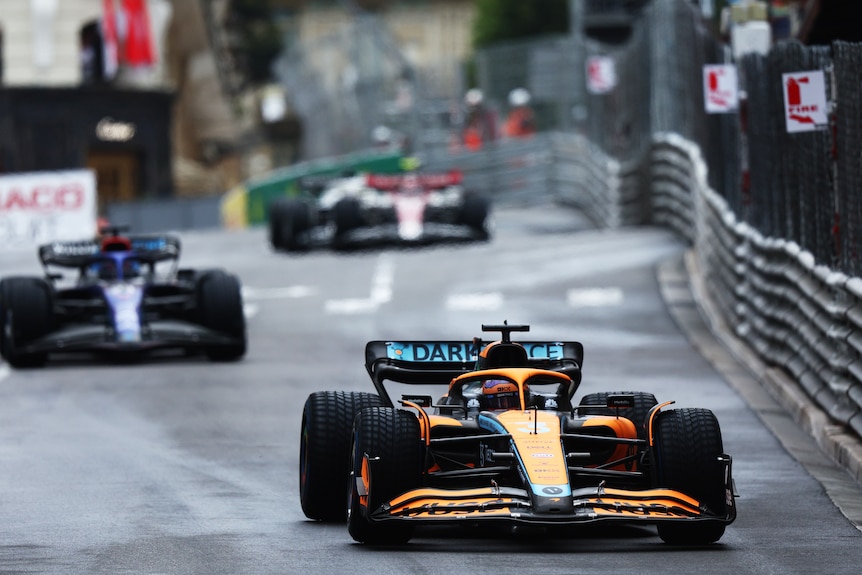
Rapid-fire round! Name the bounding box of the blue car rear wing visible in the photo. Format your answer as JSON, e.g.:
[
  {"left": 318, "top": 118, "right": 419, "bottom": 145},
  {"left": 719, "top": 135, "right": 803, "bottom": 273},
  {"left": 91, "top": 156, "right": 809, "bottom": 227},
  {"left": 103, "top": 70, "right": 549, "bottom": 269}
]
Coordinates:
[{"left": 39, "top": 234, "right": 181, "bottom": 269}]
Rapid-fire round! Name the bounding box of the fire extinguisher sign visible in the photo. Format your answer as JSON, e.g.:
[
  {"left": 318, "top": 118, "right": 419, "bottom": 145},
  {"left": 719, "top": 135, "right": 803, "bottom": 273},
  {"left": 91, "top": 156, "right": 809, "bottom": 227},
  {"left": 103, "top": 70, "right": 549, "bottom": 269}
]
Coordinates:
[
  {"left": 586, "top": 56, "right": 616, "bottom": 95},
  {"left": 703, "top": 64, "right": 738, "bottom": 113},
  {"left": 782, "top": 71, "right": 829, "bottom": 133}
]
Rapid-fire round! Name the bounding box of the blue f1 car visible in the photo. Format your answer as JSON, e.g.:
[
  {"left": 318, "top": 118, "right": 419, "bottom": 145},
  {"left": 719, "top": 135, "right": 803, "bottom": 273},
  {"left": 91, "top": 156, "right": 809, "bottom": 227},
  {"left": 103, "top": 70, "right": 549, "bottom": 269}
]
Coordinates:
[{"left": 0, "top": 227, "right": 246, "bottom": 367}]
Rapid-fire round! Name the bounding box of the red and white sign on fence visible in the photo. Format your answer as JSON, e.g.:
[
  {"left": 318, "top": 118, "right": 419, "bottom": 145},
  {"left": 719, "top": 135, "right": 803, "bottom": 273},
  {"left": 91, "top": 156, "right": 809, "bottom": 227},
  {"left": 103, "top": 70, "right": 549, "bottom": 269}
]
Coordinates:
[
  {"left": 782, "top": 71, "right": 829, "bottom": 133},
  {"left": 703, "top": 64, "right": 739, "bottom": 113},
  {"left": 0, "top": 170, "right": 97, "bottom": 248},
  {"left": 586, "top": 56, "right": 617, "bottom": 95}
]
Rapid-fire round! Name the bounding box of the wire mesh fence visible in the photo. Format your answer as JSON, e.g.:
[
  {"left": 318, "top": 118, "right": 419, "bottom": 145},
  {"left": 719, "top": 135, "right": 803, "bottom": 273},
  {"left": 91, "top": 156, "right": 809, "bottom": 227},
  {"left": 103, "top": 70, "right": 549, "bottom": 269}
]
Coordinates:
[{"left": 464, "top": 0, "right": 862, "bottom": 277}]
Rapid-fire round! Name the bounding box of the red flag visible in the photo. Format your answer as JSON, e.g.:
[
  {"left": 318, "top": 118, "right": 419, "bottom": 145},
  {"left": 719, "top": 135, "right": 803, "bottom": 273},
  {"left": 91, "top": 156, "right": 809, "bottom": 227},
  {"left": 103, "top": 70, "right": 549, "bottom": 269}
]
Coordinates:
[
  {"left": 122, "top": 0, "right": 155, "bottom": 67},
  {"left": 102, "top": 0, "right": 119, "bottom": 78}
]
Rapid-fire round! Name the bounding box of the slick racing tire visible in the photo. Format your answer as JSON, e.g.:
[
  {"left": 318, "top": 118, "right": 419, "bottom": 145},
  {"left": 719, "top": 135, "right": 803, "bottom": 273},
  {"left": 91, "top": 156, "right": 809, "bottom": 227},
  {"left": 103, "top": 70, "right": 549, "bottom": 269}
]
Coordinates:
[
  {"left": 347, "top": 407, "right": 422, "bottom": 545},
  {"left": 459, "top": 193, "right": 490, "bottom": 240},
  {"left": 653, "top": 407, "right": 728, "bottom": 545},
  {"left": 300, "top": 391, "right": 384, "bottom": 522},
  {"left": 333, "top": 197, "right": 363, "bottom": 247},
  {"left": 0, "top": 277, "right": 53, "bottom": 368},
  {"left": 578, "top": 391, "right": 658, "bottom": 441},
  {"left": 196, "top": 270, "right": 247, "bottom": 361},
  {"left": 269, "top": 199, "right": 311, "bottom": 252}
]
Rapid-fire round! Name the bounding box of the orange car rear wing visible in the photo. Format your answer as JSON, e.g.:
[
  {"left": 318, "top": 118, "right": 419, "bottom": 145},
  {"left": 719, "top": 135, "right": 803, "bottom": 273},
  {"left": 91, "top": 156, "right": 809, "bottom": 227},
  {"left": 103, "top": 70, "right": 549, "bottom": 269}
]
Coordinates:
[{"left": 364, "top": 339, "right": 583, "bottom": 407}]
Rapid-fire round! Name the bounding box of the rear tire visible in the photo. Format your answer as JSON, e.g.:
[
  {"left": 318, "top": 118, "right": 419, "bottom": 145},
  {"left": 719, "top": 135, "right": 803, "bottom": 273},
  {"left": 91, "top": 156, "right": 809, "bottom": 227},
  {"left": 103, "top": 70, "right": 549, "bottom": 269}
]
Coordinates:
[
  {"left": 196, "top": 270, "right": 246, "bottom": 361},
  {"left": 0, "top": 277, "right": 53, "bottom": 368},
  {"left": 347, "top": 407, "right": 422, "bottom": 544},
  {"left": 300, "top": 391, "right": 384, "bottom": 521},
  {"left": 653, "top": 408, "right": 728, "bottom": 545}
]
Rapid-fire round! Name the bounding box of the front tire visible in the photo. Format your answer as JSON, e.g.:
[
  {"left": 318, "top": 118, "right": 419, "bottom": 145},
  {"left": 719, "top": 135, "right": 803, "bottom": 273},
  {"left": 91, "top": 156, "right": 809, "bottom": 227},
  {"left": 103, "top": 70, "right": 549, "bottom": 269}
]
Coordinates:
[
  {"left": 347, "top": 407, "right": 422, "bottom": 544},
  {"left": 196, "top": 270, "right": 246, "bottom": 361},
  {"left": 333, "top": 197, "right": 363, "bottom": 247},
  {"left": 653, "top": 408, "right": 728, "bottom": 545},
  {"left": 299, "top": 391, "right": 384, "bottom": 521},
  {"left": 269, "top": 199, "right": 311, "bottom": 252},
  {"left": 0, "top": 277, "right": 53, "bottom": 368}
]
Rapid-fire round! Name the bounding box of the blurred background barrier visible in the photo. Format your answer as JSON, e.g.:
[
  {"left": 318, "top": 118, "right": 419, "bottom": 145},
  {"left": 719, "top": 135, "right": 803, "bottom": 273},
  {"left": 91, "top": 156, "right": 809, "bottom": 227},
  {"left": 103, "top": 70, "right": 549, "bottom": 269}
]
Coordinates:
[
  {"left": 650, "top": 132, "right": 862, "bottom": 478},
  {"left": 107, "top": 195, "right": 223, "bottom": 235}
]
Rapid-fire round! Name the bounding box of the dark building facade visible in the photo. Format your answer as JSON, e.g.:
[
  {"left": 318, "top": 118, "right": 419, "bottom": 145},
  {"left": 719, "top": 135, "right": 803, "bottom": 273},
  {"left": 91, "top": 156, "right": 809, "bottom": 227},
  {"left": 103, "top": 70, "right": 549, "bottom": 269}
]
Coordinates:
[{"left": 0, "top": 86, "right": 174, "bottom": 213}]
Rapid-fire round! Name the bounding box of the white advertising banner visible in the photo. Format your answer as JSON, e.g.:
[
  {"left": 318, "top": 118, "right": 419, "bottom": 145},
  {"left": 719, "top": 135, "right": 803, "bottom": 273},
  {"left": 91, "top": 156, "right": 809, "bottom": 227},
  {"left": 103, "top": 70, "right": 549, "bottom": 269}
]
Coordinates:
[
  {"left": 782, "top": 70, "right": 829, "bottom": 133},
  {"left": 0, "top": 169, "right": 98, "bottom": 248},
  {"left": 703, "top": 64, "right": 739, "bottom": 113}
]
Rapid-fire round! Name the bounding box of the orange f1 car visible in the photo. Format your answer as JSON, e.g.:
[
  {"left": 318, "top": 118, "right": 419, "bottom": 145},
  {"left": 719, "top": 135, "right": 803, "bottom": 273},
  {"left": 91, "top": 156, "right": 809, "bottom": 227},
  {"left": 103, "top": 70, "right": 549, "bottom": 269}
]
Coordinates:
[{"left": 299, "top": 323, "right": 737, "bottom": 545}]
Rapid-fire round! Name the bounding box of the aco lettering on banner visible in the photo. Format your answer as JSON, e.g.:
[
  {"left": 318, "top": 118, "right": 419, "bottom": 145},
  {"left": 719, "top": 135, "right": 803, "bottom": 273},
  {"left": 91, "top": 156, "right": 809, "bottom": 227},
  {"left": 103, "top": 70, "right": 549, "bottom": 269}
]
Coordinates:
[{"left": 0, "top": 170, "right": 97, "bottom": 248}]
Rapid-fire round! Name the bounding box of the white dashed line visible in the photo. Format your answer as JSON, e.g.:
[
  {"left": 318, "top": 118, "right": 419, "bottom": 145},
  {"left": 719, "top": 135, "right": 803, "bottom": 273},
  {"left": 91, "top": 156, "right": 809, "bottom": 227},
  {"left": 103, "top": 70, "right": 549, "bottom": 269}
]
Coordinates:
[
  {"left": 324, "top": 299, "right": 381, "bottom": 315},
  {"left": 446, "top": 292, "right": 504, "bottom": 311},
  {"left": 325, "top": 255, "right": 394, "bottom": 315},
  {"left": 242, "top": 286, "right": 316, "bottom": 300},
  {"left": 566, "top": 287, "right": 624, "bottom": 307}
]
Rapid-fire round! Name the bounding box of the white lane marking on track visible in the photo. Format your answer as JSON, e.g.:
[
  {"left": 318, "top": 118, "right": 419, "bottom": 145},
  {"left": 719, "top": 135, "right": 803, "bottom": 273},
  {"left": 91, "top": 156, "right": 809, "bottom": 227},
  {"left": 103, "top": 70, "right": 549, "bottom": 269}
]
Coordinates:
[
  {"left": 243, "top": 303, "right": 259, "bottom": 319},
  {"left": 0, "top": 365, "right": 9, "bottom": 382},
  {"left": 446, "top": 292, "right": 504, "bottom": 311},
  {"left": 324, "top": 299, "right": 380, "bottom": 315},
  {"left": 567, "top": 287, "right": 624, "bottom": 307},
  {"left": 242, "top": 286, "right": 316, "bottom": 300},
  {"left": 325, "top": 256, "right": 394, "bottom": 315},
  {"left": 370, "top": 257, "right": 394, "bottom": 303}
]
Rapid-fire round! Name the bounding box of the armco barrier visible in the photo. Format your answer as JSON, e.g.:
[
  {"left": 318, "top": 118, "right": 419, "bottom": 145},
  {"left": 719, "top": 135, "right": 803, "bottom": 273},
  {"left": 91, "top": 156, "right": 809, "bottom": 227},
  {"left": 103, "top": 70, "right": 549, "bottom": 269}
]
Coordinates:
[
  {"left": 421, "top": 135, "right": 553, "bottom": 207},
  {"left": 551, "top": 134, "right": 622, "bottom": 228},
  {"left": 645, "top": 132, "right": 862, "bottom": 483}
]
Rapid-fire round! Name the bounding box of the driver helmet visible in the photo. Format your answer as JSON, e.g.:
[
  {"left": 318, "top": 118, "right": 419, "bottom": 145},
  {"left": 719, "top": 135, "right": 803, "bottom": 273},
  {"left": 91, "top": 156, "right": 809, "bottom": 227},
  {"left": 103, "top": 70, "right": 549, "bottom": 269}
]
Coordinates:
[{"left": 482, "top": 380, "right": 521, "bottom": 411}]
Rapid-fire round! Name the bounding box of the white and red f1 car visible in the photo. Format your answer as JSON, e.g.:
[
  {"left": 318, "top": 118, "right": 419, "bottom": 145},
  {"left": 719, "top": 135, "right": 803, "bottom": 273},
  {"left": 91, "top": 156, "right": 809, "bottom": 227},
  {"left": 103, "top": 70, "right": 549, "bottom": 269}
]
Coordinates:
[{"left": 268, "top": 170, "right": 491, "bottom": 251}]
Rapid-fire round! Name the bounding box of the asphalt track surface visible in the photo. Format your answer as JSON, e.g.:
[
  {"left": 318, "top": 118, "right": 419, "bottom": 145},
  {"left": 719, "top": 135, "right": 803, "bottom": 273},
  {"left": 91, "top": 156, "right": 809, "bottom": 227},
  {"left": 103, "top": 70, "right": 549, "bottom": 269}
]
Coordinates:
[{"left": 0, "top": 200, "right": 860, "bottom": 574}]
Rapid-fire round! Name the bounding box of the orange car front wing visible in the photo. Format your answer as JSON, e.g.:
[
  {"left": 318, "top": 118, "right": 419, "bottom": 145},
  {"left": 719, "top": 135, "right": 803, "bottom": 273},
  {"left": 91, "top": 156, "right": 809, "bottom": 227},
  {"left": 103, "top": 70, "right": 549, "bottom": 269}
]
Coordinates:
[{"left": 371, "top": 485, "right": 735, "bottom": 525}]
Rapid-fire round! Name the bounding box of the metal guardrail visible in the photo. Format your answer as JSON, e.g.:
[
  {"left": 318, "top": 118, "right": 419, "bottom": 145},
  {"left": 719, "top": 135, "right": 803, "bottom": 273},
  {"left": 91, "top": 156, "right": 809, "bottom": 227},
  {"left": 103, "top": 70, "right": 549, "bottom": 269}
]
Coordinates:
[{"left": 643, "top": 133, "right": 862, "bottom": 462}]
